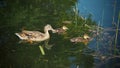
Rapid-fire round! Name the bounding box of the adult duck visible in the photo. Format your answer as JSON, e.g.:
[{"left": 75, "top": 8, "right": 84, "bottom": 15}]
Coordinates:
[{"left": 15, "top": 24, "right": 56, "bottom": 43}]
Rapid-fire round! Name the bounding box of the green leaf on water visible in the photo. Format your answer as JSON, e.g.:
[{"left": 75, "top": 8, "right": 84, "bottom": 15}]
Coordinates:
[{"left": 39, "top": 46, "right": 45, "bottom": 55}]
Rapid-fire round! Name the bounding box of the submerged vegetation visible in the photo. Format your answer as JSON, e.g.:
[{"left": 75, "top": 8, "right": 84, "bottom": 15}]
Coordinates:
[{"left": 0, "top": 0, "right": 101, "bottom": 68}]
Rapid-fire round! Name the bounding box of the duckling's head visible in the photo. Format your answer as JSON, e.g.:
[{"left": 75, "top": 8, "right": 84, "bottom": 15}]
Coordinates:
[
  {"left": 62, "top": 26, "right": 68, "bottom": 30},
  {"left": 44, "top": 24, "right": 56, "bottom": 33},
  {"left": 83, "top": 34, "right": 90, "bottom": 40}
]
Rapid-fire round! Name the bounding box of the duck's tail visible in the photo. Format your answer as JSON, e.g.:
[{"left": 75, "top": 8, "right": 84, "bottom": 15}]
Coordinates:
[{"left": 15, "top": 33, "right": 27, "bottom": 40}]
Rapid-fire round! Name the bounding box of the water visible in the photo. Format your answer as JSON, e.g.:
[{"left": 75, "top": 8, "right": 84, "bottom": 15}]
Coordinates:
[
  {"left": 78, "top": 0, "right": 120, "bottom": 52},
  {"left": 0, "top": 0, "right": 120, "bottom": 68},
  {"left": 78, "top": 0, "right": 120, "bottom": 67},
  {"left": 0, "top": 0, "right": 95, "bottom": 68},
  {"left": 78, "top": 0, "right": 120, "bottom": 27}
]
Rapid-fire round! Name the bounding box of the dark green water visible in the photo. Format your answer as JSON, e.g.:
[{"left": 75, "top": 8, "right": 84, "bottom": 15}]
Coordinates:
[
  {"left": 0, "top": 27, "right": 95, "bottom": 68},
  {"left": 0, "top": 0, "right": 96, "bottom": 68},
  {"left": 1, "top": 0, "right": 120, "bottom": 68}
]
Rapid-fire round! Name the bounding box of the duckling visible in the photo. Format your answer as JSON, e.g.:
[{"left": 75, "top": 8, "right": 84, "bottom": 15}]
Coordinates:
[
  {"left": 70, "top": 34, "right": 92, "bottom": 45},
  {"left": 55, "top": 26, "right": 68, "bottom": 34},
  {"left": 70, "top": 37, "right": 84, "bottom": 44}
]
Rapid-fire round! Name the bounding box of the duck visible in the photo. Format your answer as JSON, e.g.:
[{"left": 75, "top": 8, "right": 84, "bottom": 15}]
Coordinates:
[
  {"left": 55, "top": 26, "right": 68, "bottom": 34},
  {"left": 70, "top": 37, "right": 84, "bottom": 43},
  {"left": 15, "top": 24, "right": 56, "bottom": 43},
  {"left": 70, "top": 34, "right": 92, "bottom": 45}
]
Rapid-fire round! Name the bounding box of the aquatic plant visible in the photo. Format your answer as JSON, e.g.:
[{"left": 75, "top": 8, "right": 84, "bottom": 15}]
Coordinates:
[
  {"left": 114, "top": 12, "right": 120, "bottom": 55},
  {"left": 39, "top": 46, "right": 45, "bottom": 55}
]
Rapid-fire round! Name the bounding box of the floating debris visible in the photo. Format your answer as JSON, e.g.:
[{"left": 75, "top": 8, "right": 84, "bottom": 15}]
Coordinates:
[{"left": 39, "top": 45, "right": 45, "bottom": 55}]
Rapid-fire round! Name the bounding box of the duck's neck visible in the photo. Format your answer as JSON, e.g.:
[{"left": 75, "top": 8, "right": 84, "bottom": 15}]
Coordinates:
[{"left": 44, "top": 29, "right": 50, "bottom": 37}]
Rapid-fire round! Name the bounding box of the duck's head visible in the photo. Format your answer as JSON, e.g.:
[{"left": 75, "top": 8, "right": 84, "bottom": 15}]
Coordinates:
[{"left": 44, "top": 24, "right": 56, "bottom": 33}]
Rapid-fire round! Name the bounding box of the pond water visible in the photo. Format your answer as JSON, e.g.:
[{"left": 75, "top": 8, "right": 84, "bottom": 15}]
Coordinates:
[
  {"left": 0, "top": 0, "right": 120, "bottom": 68},
  {"left": 78, "top": 0, "right": 120, "bottom": 68}
]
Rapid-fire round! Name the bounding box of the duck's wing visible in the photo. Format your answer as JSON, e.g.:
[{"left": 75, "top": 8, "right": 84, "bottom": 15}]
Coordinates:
[
  {"left": 22, "top": 30, "right": 41, "bottom": 34},
  {"left": 22, "top": 30, "right": 45, "bottom": 37}
]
